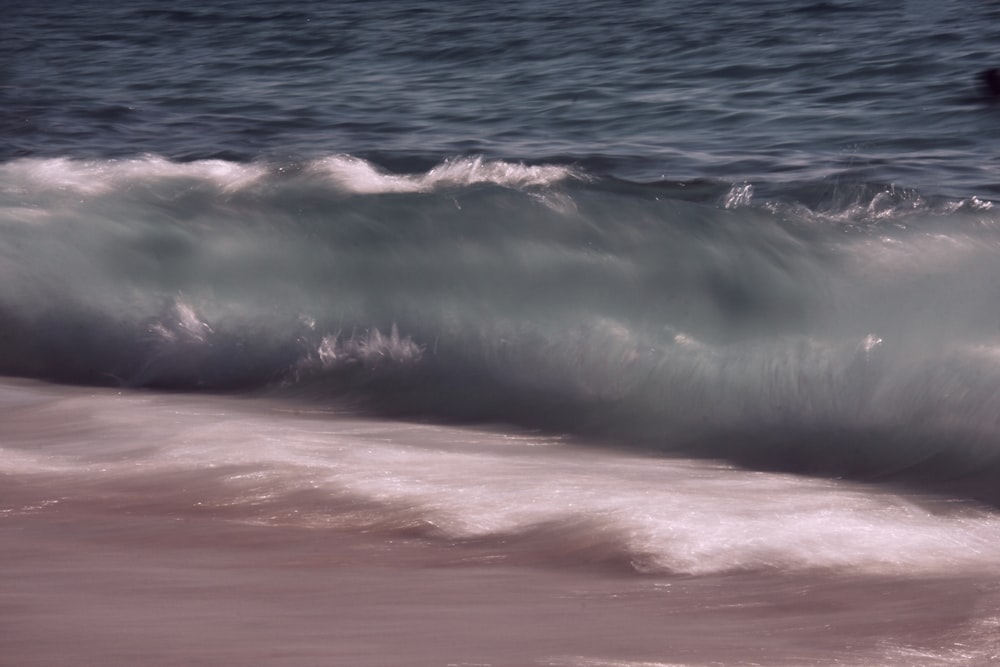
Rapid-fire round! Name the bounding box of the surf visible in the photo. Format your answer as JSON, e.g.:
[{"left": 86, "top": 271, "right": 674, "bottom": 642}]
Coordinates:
[{"left": 3, "top": 154, "right": 1000, "bottom": 500}]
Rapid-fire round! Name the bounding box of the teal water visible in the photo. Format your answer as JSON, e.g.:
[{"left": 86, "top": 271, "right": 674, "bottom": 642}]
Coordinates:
[{"left": 5, "top": 0, "right": 1000, "bottom": 496}]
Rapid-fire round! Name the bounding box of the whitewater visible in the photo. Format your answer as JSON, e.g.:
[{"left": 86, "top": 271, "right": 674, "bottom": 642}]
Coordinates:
[{"left": 5, "top": 0, "right": 1000, "bottom": 665}]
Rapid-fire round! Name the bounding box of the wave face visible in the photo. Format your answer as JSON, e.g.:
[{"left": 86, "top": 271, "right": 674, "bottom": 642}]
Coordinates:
[{"left": 4, "top": 155, "right": 1000, "bottom": 492}]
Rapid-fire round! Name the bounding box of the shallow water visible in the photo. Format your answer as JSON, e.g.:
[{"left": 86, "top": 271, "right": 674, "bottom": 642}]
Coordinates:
[{"left": 2, "top": 379, "right": 1000, "bottom": 665}]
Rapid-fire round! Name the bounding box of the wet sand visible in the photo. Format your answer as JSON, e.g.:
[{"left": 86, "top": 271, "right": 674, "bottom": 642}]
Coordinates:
[{"left": 3, "top": 487, "right": 998, "bottom": 667}]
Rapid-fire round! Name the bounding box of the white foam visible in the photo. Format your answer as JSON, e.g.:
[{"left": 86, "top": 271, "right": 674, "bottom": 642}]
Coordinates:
[
  {"left": 0, "top": 155, "right": 580, "bottom": 208},
  {"left": 311, "top": 437, "right": 1000, "bottom": 575},
  {"left": 0, "top": 156, "right": 269, "bottom": 199},
  {"left": 310, "top": 325, "right": 423, "bottom": 370},
  {"left": 5, "top": 382, "right": 1000, "bottom": 578},
  {"left": 309, "top": 155, "right": 582, "bottom": 193}
]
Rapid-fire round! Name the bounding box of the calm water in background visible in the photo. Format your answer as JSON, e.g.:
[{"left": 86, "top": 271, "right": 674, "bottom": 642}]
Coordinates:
[
  {"left": 4, "top": 1, "right": 1000, "bottom": 665},
  {"left": 6, "top": 0, "right": 1000, "bottom": 192}
]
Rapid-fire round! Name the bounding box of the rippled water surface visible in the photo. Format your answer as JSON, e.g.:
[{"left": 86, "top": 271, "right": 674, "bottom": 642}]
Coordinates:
[{"left": 6, "top": 0, "right": 1000, "bottom": 192}]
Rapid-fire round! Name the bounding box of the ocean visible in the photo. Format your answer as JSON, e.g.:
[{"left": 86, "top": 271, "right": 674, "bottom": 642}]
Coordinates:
[{"left": 4, "top": 1, "right": 1000, "bottom": 665}]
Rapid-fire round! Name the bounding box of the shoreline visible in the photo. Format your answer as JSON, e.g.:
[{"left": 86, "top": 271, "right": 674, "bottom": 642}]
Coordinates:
[
  {"left": 1, "top": 378, "right": 999, "bottom": 665},
  {"left": 3, "top": 463, "right": 998, "bottom": 666}
]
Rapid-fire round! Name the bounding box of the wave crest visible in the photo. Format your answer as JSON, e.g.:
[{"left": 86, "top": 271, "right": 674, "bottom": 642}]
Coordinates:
[
  {"left": 0, "top": 154, "right": 582, "bottom": 205},
  {"left": 309, "top": 154, "right": 583, "bottom": 193}
]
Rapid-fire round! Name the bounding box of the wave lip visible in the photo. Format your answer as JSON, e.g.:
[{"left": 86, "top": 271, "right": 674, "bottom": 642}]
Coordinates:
[
  {"left": 0, "top": 155, "right": 270, "bottom": 198},
  {"left": 0, "top": 154, "right": 584, "bottom": 203},
  {"left": 308, "top": 154, "right": 585, "bottom": 194}
]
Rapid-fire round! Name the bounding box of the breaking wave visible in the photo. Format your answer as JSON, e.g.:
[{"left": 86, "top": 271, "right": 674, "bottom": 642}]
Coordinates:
[{"left": 4, "top": 154, "right": 1000, "bottom": 500}]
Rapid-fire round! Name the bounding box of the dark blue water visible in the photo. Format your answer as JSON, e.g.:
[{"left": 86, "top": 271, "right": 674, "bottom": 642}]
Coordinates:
[{"left": 6, "top": 0, "right": 1000, "bottom": 194}]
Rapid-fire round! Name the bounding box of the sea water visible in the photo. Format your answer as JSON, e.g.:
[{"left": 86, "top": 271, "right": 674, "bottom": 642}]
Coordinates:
[{"left": 4, "top": 1, "right": 1000, "bottom": 665}]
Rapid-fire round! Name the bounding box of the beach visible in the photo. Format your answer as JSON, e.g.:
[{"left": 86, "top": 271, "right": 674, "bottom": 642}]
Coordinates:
[{"left": 5, "top": 1, "right": 1000, "bottom": 664}]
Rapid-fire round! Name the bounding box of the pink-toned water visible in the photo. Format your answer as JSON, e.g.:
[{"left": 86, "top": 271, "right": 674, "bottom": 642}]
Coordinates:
[{"left": 2, "top": 378, "right": 998, "bottom": 666}]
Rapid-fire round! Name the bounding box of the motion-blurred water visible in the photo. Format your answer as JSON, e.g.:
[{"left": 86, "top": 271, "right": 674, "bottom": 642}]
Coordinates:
[{"left": 4, "top": 2, "right": 1000, "bottom": 665}]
